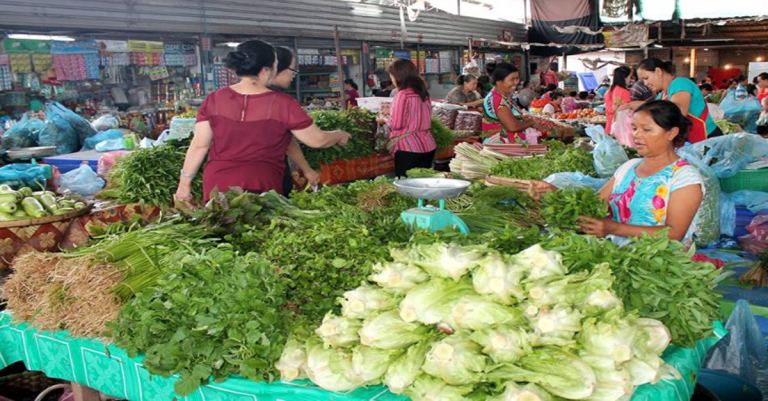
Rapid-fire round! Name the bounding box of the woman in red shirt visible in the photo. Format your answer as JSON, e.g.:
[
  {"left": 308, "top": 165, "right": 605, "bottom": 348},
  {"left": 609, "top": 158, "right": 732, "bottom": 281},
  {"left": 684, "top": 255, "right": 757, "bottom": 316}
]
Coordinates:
[
  {"left": 344, "top": 79, "right": 360, "bottom": 108},
  {"left": 757, "top": 73, "right": 768, "bottom": 103},
  {"left": 382, "top": 59, "right": 436, "bottom": 177},
  {"left": 175, "top": 40, "right": 350, "bottom": 202},
  {"left": 605, "top": 66, "right": 631, "bottom": 135}
]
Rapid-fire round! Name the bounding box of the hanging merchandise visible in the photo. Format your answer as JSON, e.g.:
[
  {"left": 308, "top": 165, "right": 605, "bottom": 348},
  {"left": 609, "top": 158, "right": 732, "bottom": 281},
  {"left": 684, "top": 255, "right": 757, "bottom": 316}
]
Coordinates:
[
  {"left": 84, "top": 54, "right": 100, "bottom": 80},
  {"left": 9, "top": 54, "right": 32, "bottom": 74},
  {"left": 53, "top": 54, "right": 87, "bottom": 81},
  {"left": 32, "top": 54, "right": 53, "bottom": 73},
  {"left": 0, "top": 66, "right": 11, "bottom": 91}
]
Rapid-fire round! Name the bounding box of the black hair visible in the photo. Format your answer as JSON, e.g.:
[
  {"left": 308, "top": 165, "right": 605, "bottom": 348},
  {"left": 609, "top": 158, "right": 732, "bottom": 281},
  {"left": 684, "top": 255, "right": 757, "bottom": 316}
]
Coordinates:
[
  {"left": 275, "top": 47, "right": 295, "bottom": 73},
  {"left": 569, "top": 91, "right": 578, "bottom": 97},
  {"left": 759, "top": 73, "right": 768, "bottom": 81},
  {"left": 484, "top": 62, "right": 497, "bottom": 77},
  {"left": 550, "top": 92, "right": 564, "bottom": 101},
  {"left": 486, "top": 62, "right": 519, "bottom": 85},
  {"left": 737, "top": 75, "right": 748, "bottom": 83},
  {"left": 546, "top": 84, "right": 557, "bottom": 92},
  {"left": 700, "top": 83, "right": 714, "bottom": 92},
  {"left": 635, "top": 100, "right": 690, "bottom": 146},
  {"left": 747, "top": 84, "right": 758, "bottom": 96},
  {"left": 611, "top": 66, "right": 631, "bottom": 90},
  {"left": 477, "top": 75, "right": 490, "bottom": 85},
  {"left": 343, "top": 79, "right": 358, "bottom": 91},
  {"left": 456, "top": 74, "right": 478, "bottom": 86},
  {"left": 637, "top": 58, "right": 675, "bottom": 75},
  {"left": 578, "top": 91, "right": 589, "bottom": 100},
  {"left": 225, "top": 40, "right": 276, "bottom": 77}
]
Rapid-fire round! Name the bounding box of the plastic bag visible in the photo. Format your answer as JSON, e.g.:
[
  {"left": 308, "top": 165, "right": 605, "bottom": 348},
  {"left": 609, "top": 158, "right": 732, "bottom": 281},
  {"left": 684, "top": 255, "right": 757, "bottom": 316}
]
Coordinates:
[
  {"left": 462, "top": 61, "right": 481, "bottom": 77},
  {"left": 720, "top": 193, "right": 737, "bottom": 236},
  {"left": 703, "top": 299, "right": 768, "bottom": 392},
  {"left": 97, "top": 150, "right": 131, "bottom": 176},
  {"left": 707, "top": 103, "right": 725, "bottom": 122},
  {"left": 720, "top": 91, "right": 762, "bottom": 133},
  {"left": 678, "top": 152, "right": 721, "bottom": 246},
  {"left": 432, "top": 104, "right": 462, "bottom": 130},
  {"left": 46, "top": 102, "right": 97, "bottom": 148},
  {"left": 38, "top": 109, "right": 79, "bottom": 155},
  {"left": 83, "top": 129, "right": 123, "bottom": 150},
  {"left": 0, "top": 164, "right": 52, "bottom": 190},
  {"left": 586, "top": 125, "right": 629, "bottom": 178},
  {"left": 454, "top": 111, "right": 483, "bottom": 132},
  {"left": 678, "top": 134, "right": 768, "bottom": 178},
  {"left": 721, "top": 190, "right": 768, "bottom": 236},
  {"left": 374, "top": 124, "right": 391, "bottom": 154},
  {"left": 738, "top": 215, "right": 768, "bottom": 255},
  {"left": 56, "top": 164, "right": 105, "bottom": 197},
  {"left": 91, "top": 115, "right": 119, "bottom": 132},
  {"left": 1, "top": 114, "right": 45, "bottom": 150},
  {"left": 139, "top": 129, "right": 171, "bottom": 149},
  {"left": 545, "top": 172, "right": 609, "bottom": 191},
  {"left": 611, "top": 109, "right": 636, "bottom": 147}
]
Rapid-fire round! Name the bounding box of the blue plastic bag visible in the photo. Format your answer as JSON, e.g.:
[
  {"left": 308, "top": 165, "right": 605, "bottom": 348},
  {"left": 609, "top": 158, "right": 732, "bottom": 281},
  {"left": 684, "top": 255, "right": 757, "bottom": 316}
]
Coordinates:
[
  {"left": 46, "top": 102, "right": 97, "bottom": 148},
  {"left": 57, "top": 164, "right": 105, "bottom": 197},
  {"left": 677, "top": 151, "right": 721, "bottom": 246},
  {"left": 544, "top": 172, "right": 609, "bottom": 191},
  {"left": 678, "top": 134, "right": 768, "bottom": 178},
  {"left": 0, "top": 164, "right": 52, "bottom": 190},
  {"left": 83, "top": 129, "right": 123, "bottom": 150},
  {"left": 586, "top": 125, "right": 630, "bottom": 178},
  {"left": 91, "top": 115, "right": 119, "bottom": 132},
  {"left": 720, "top": 90, "right": 762, "bottom": 134},
  {"left": 38, "top": 110, "right": 79, "bottom": 155},
  {"left": 1, "top": 114, "right": 45, "bottom": 150},
  {"left": 720, "top": 190, "right": 768, "bottom": 236}
]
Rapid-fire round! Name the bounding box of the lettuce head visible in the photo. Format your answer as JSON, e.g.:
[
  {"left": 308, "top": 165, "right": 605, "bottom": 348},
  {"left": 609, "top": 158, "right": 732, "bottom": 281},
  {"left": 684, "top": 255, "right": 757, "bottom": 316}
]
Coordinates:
[
  {"left": 341, "top": 286, "right": 399, "bottom": 319},
  {"left": 423, "top": 336, "right": 487, "bottom": 385},
  {"left": 370, "top": 262, "right": 430, "bottom": 292},
  {"left": 384, "top": 342, "right": 431, "bottom": 394},
  {"left": 316, "top": 313, "right": 362, "bottom": 348},
  {"left": 472, "top": 254, "right": 526, "bottom": 305},
  {"left": 470, "top": 326, "right": 531, "bottom": 364},
  {"left": 360, "top": 310, "right": 431, "bottom": 349},
  {"left": 399, "top": 278, "right": 475, "bottom": 325},
  {"left": 450, "top": 295, "right": 524, "bottom": 331}
]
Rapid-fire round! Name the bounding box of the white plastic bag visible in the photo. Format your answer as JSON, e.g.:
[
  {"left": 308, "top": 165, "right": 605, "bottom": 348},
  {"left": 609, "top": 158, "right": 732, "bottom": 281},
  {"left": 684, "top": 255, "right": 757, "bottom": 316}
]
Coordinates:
[{"left": 611, "top": 109, "right": 636, "bottom": 148}]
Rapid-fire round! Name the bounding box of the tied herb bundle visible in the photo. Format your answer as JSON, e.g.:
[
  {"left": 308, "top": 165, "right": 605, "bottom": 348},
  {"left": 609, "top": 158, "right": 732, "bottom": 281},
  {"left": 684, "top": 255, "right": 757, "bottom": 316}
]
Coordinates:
[
  {"left": 540, "top": 188, "right": 608, "bottom": 231},
  {"left": 489, "top": 146, "right": 597, "bottom": 180}
]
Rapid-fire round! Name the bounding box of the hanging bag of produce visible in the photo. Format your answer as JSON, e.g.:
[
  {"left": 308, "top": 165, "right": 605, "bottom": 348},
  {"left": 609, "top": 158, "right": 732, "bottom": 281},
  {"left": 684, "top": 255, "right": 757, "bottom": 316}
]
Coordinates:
[
  {"left": 611, "top": 109, "right": 636, "bottom": 148},
  {"left": 586, "top": 125, "right": 629, "bottom": 178}
]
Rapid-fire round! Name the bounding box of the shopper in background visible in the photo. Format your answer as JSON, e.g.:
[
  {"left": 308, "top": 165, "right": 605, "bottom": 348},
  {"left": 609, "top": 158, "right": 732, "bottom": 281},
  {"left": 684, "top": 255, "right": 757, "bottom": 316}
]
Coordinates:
[
  {"left": 477, "top": 76, "right": 491, "bottom": 98},
  {"left": 516, "top": 80, "right": 537, "bottom": 110},
  {"left": 175, "top": 40, "right": 350, "bottom": 202},
  {"left": 734, "top": 75, "right": 750, "bottom": 101},
  {"left": 380, "top": 58, "right": 436, "bottom": 177},
  {"left": 343, "top": 79, "right": 360, "bottom": 108},
  {"left": 445, "top": 74, "right": 483, "bottom": 107},
  {"left": 561, "top": 91, "right": 579, "bottom": 113},
  {"left": 699, "top": 83, "right": 714, "bottom": 101},
  {"left": 604, "top": 66, "right": 631, "bottom": 135},
  {"left": 271, "top": 47, "right": 321, "bottom": 196},
  {"left": 757, "top": 73, "right": 768, "bottom": 103},
  {"left": 481, "top": 62, "right": 535, "bottom": 143},
  {"left": 630, "top": 69, "right": 655, "bottom": 102},
  {"left": 629, "top": 58, "right": 721, "bottom": 142},
  {"left": 541, "top": 83, "right": 558, "bottom": 101},
  {"left": 541, "top": 63, "right": 559, "bottom": 88}
]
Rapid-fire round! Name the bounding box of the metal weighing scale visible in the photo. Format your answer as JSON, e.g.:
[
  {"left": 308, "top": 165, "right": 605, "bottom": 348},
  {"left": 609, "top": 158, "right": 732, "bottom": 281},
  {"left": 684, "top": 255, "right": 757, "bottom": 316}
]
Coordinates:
[{"left": 393, "top": 178, "right": 471, "bottom": 234}]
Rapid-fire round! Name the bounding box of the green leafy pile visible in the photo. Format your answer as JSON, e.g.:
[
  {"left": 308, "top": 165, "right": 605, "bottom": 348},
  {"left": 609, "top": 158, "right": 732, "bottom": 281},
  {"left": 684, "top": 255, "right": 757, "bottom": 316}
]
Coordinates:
[
  {"left": 103, "top": 138, "right": 203, "bottom": 206},
  {"left": 489, "top": 146, "right": 596, "bottom": 180},
  {"left": 302, "top": 108, "right": 378, "bottom": 168},
  {"left": 279, "top": 242, "right": 677, "bottom": 400},
  {"left": 431, "top": 117, "right": 454, "bottom": 152},
  {"left": 109, "top": 245, "right": 292, "bottom": 396},
  {"left": 540, "top": 188, "right": 608, "bottom": 231}
]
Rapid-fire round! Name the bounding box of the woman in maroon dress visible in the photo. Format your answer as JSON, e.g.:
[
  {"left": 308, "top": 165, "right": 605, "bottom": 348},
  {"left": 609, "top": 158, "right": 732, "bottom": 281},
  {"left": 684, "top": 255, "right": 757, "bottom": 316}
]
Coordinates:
[{"left": 175, "top": 40, "right": 350, "bottom": 202}]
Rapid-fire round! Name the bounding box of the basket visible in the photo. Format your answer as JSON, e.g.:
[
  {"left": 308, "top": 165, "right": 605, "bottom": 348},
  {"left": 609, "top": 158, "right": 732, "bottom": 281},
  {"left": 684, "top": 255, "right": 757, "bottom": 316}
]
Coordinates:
[{"left": 718, "top": 169, "right": 768, "bottom": 193}]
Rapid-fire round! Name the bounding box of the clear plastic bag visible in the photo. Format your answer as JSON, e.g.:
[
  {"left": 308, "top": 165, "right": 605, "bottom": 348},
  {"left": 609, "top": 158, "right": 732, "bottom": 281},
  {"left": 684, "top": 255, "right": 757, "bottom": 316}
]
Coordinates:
[
  {"left": 678, "top": 134, "right": 768, "bottom": 179},
  {"left": 678, "top": 152, "right": 721, "bottom": 247},
  {"left": 720, "top": 91, "right": 762, "bottom": 133},
  {"left": 611, "top": 109, "right": 636, "bottom": 147},
  {"left": 720, "top": 192, "right": 737, "bottom": 237},
  {"left": 56, "top": 164, "right": 105, "bottom": 197},
  {"left": 91, "top": 115, "right": 119, "bottom": 132},
  {"left": 703, "top": 299, "right": 768, "bottom": 392},
  {"left": 586, "top": 125, "right": 629, "bottom": 178},
  {"left": 545, "top": 172, "right": 609, "bottom": 191},
  {"left": 83, "top": 129, "right": 123, "bottom": 150},
  {"left": 1, "top": 114, "right": 45, "bottom": 150}
]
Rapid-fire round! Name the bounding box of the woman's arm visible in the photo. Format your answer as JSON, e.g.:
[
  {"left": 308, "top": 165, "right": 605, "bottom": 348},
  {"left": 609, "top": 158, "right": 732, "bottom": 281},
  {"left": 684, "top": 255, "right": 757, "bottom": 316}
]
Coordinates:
[
  {"left": 621, "top": 100, "right": 648, "bottom": 111},
  {"left": 462, "top": 98, "right": 484, "bottom": 107},
  {"left": 292, "top": 124, "right": 350, "bottom": 148},
  {"left": 286, "top": 138, "right": 321, "bottom": 185},
  {"left": 669, "top": 91, "right": 692, "bottom": 116},
  {"left": 498, "top": 107, "right": 534, "bottom": 132},
  {"left": 175, "top": 121, "right": 213, "bottom": 201},
  {"left": 387, "top": 94, "right": 407, "bottom": 132}
]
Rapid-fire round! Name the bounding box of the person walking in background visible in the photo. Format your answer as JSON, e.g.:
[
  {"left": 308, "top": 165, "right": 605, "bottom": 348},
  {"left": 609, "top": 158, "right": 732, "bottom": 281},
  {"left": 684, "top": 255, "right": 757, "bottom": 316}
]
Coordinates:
[
  {"left": 605, "top": 66, "right": 631, "bottom": 135},
  {"left": 343, "top": 79, "right": 360, "bottom": 108}
]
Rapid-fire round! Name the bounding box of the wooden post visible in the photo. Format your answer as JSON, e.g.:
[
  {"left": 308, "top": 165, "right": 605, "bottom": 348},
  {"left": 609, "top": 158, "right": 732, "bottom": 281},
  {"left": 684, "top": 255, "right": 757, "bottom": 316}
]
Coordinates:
[
  {"left": 71, "top": 383, "right": 101, "bottom": 401},
  {"left": 690, "top": 48, "right": 696, "bottom": 78},
  {"left": 334, "top": 25, "right": 347, "bottom": 110}
]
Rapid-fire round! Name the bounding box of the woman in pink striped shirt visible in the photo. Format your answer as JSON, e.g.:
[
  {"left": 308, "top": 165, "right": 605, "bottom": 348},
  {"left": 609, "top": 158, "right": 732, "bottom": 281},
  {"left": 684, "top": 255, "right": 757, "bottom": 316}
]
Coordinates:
[{"left": 384, "top": 59, "right": 437, "bottom": 177}]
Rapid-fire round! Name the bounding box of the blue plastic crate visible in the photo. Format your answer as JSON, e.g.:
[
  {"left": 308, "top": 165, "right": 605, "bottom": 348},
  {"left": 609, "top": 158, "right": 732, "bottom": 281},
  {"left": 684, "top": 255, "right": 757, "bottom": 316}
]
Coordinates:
[{"left": 43, "top": 150, "right": 102, "bottom": 174}]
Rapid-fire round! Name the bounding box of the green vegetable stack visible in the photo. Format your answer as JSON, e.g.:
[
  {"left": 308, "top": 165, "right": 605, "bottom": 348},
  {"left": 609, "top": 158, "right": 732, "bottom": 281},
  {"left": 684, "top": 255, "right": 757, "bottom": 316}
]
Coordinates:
[
  {"left": 540, "top": 188, "right": 608, "bottom": 231},
  {"left": 489, "top": 146, "right": 597, "bottom": 180},
  {"left": 279, "top": 243, "right": 678, "bottom": 400},
  {"left": 430, "top": 117, "right": 454, "bottom": 152},
  {"left": 302, "top": 108, "right": 378, "bottom": 169},
  {"left": 0, "top": 184, "right": 86, "bottom": 221}
]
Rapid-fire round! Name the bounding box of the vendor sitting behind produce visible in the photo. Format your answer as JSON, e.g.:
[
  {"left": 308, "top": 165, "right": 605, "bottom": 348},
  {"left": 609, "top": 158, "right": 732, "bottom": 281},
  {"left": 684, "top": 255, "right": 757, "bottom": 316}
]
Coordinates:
[
  {"left": 445, "top": 75, "right": 484, "bottom": 108},
  {"left": 481, "top": 62, "right": 535, "bottom": 143},
  {"left": 175, "top": 40, "right": 351, "bottom": 202},
  {"left": 541, "top": 92, "right": 563, "bottom": 115},
  {"left": 534, "top": 100, "right": 704, "bottom": 246}
]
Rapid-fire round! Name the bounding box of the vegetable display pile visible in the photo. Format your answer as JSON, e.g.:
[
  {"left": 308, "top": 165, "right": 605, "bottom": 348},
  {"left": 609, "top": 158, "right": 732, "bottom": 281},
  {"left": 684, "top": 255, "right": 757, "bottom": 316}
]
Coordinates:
[
  {"left": 0, "top": 184, "right": 85, "bottom": 221},
  {"left": 431, "top": 117, "right": 455, "bottom": 152},
  {"left": 540, "top": 188, "right": 608, "bottom": 231},
  {"left": 715, "top": 120, "right": 743, "bottom": 135},
  {"left": 278, "top": 243, "right": 679, "bottom": 400},
  {"left": 302, "top": 108, "right": 378, "bottom": 168},
  {"left": 489, "top": 146, "right": 597, "bottom": 180}
]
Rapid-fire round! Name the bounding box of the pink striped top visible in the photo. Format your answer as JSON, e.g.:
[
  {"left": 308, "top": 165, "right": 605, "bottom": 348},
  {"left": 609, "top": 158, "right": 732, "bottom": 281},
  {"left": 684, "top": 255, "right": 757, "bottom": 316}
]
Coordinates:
[{"left": 387, "top": 88, "right": 437, "bottom": 153}]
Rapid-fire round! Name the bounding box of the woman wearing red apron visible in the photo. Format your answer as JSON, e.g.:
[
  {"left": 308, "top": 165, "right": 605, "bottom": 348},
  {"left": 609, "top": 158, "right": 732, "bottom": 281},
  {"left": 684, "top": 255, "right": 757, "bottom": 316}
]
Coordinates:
[
  {"left": 480, "top": 62, "right": 535, "bottom": 144},
  {"left": 629, "top": 58, "right": 723, "bottom": 143}
]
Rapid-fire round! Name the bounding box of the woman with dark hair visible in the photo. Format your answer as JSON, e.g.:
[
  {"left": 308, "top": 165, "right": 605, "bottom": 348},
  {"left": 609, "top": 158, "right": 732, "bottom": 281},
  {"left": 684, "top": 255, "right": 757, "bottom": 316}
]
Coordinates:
[
  {"left": 343, "top": 79, "right": 360, "bottom": 108},
  {"left": 605, "top": 66, "right": 631, "bottom": 135},
  {"left": 757, "top": 72, "right": 768, "bottom": 103},
  {"left": 445, "top": 74, "right": 483, "bottom": 107},
  {"left": 542, "top": 92, "right": 563, "bottom": 115},
  {"left": 477, "top": 75, "right": 491, "bottom": 98},
  {"left": 381, "top": 58, "right": 436, "bottom": 177},
  {"left": 533, "top": 100, "right": 705, "bottom": 246},
  {"left": 271, "top": 47, "right": 321, "bottom": 195},
  {"left": 175, "top": 40, "right": 350, "bottom": 202},
  {"left": 628, "top": 58, "right": 721, "bottom": 142},
  {"left": 481, "top": 62, "right": 535, "bottom": 143}
]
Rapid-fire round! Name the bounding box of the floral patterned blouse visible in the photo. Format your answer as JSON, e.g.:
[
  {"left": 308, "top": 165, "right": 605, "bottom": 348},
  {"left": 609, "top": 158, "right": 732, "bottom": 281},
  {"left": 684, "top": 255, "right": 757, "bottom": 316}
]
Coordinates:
[{"left": 608, "top": 158, "right": 704, "bottom": 246}]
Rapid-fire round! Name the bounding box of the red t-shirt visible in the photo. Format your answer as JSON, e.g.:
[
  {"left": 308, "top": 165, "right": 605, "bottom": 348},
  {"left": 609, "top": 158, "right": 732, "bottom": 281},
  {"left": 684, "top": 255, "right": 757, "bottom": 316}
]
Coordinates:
[
  {"left": 346, "top": 89, "right": 360, "bottom": 107},
  {"left": 196, "top": 87, "right": 313, "bottom": 199}
]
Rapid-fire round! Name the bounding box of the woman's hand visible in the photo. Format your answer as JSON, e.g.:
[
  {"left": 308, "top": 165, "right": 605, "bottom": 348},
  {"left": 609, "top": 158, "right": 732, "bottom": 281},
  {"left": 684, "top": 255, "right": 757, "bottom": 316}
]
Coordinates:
[
  {"left": 376, "top": 117, "right": 388, "bottom": 125},
  {"left": 619, "top": 100, "right": 645, "bottom": 111},
  {"left": 175, "top": 182, "right": 193, "bottom": 203},
  {"left": 578, "top": 216, "right": 616, "bottom": 237},
  {"left": 336, "top": 130, "right": 351, "bottom": 145},
  {"left": 526, "top": 180, "right": 557, "bottom": 200},
  {"left": 302, "top": 168, "right": 321, "bottom": 186}
]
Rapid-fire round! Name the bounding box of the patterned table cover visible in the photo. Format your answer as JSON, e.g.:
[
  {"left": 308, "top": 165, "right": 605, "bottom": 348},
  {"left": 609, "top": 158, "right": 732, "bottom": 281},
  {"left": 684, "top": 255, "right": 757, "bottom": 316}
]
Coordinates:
[{"left": 0, "top": 310, "right": 723, "bottom": 401}]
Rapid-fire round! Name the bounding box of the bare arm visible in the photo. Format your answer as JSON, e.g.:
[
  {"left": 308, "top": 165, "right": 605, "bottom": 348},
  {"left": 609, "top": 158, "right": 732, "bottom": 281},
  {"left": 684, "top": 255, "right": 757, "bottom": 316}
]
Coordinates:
[
  {"left": 498, "top": 107, "right": 534, "bottom": 133},
  {"left": 291, "top": 124, "right": 350, "bottom": 148},
  {"left": 285, "top": 138, "right": 312, "bottom": 173},
  {"left": 175, "top": 121, "right": 213, "bottom": 201},
  {"left": 669, "top": 91, "right": 692, "bottom": 116},
  {"left": 597, "top": 177, "right": 616, "bottom": 201}
]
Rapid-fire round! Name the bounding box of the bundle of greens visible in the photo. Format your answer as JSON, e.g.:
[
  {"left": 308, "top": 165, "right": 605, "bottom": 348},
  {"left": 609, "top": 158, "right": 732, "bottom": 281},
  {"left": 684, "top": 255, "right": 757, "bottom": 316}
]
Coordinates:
[
  {"left": 431, "top": 117, "right": 454, "bottom": 152},
  {"left": 489, "top": 146, "right": 597, "bottom": 180},
  {"left": 449, "top": 143, "right": 510, "bottom": 179},
  {"left": 302, "top": 108, "right": 377, "bottom": 168},
  {"left": 104, "top": 138, "right": 203, "bottom": 206},
  {"left": 278, "top": 243, "right": 677, "bottom": 400},
  {"left": 539, "top": 188, "right": 608, "bottom": 231}
]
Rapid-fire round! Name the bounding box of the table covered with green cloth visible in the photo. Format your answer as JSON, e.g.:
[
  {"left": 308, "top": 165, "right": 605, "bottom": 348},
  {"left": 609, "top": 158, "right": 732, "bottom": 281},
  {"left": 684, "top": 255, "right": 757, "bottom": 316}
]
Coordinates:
[{"left": 0, "top": 311, "right": 723, "bottom": 401}]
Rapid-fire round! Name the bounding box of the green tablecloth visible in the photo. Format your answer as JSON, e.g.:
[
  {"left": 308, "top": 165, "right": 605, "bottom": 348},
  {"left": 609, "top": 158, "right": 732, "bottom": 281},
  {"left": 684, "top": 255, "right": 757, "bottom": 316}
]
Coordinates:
[{"left": 0, "top": 311, "right": 723, "bottom": 401}]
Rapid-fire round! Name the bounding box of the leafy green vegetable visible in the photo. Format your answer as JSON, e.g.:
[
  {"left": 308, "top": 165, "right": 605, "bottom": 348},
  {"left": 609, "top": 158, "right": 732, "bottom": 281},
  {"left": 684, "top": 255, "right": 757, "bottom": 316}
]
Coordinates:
[
  {"left": 316, "top": 313, "right": 363, "bottom": 348},
  {"left": 471, "top": 253, "right": 526, "bottom": 305},
  {"left": 305, "top": 338, "right": 359, "bottom": 392},
  {"left": 488, "top": 382, "right": 554, "bottom": 401},
  {"left": 449, "top": 295, "right": 523, "bottom": 330},
  {"left": 470, "top": 326, "right": 531, "bottom": 364},
  {"left": 540, "top": 188, "right": 608, "bottom": 231},
  {"left": 422, "top": 335, "right": 488, "bottom": 385},
  {"left": 405, "top": 375, "right": 474, "bottom": 401},
  {"left": 340, "top": 286, "right": 399, "bottom": 320},
  {"left": 431, "top": 117, "right": 454, "bottom": 152},
  {"left": 489, "top": 146, "right": 597, "bottom": 180},
  {"left": 384, "top": 342, "right": 431, "bottom": 394},
  {"left": 301, "top": 108, "right": 378, "bottom": 168},
  {"left": 359, "top": 310, "right": 431, "bottom": 350},
  {"left": 398, "top": 278, "right": 475, "bottom": 324}
]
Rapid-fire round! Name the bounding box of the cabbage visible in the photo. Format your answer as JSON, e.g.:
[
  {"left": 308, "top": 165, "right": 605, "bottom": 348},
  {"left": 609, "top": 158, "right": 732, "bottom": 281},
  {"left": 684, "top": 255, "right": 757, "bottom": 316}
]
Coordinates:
[
  {"left": 340, "top": 286, "right": 399, "bottom": 319},
  {"left": 345, "top": 346, "right": 397, "bottom": 385},
  {"left": 472, "top": 254, "right": 526, "bottom": 304},
  {"left": 399, "top": 279, "right": 475, "bottom": 324},
  {"left": 359, "top": 310, "right": 431, "bottom": 349},
  {"left": 423, "top": 336, "right": 487, "bottom": 385},
  {"left": 581, "top": 289, "right": 622, "bottom": 315},
  {"left": 513, "top": 245, "right": 566, "bottom": 281},
  {"left": 393, "top": 243, "right": 485, "bottom": 282},
  {"left": 578, "top": 311, "right": 638, "bottom": 364},
  {"left": 488, "top": 382, "right": 554, "bottom": 401},
  {"left": 634, "top": 318, "right": 671, "bottom": 355},
  {"left": 470, "top": 326, "right": 531, "bottom": 364},
  {"left": 530, "top": 306, "right": 583, "bottom": 347},
  {"left": 487, "top": 347, "right": 596, "bottom": 400},
  {"left": 405, "top": 375, "right": 475, "bottom": 401},
  {"left": 384, "top": 342, "right": 431, "bottom": 394},
  {"left": 370, "top": 262, "right": 430, "bottom": 292},
  {"left": 276, "top": 335, "right": 308, "bottom": 382},
  {"left": 622, "top": 355, "right": 663, "bottom": 386},
  {"left": 525, "top": 263, "right": 614, "bottom": 308},
  {"left": 305, "top": 339, "right": 359, "bottom": 392},
  {"left": 315, "top": 313, "right": 362, "bottom": 348},
  {"left": 450, "top": 295, "right": 523, "bottom": 330},
  {"left": 580, "top": 354, "right": 635, "bottom": 401}
]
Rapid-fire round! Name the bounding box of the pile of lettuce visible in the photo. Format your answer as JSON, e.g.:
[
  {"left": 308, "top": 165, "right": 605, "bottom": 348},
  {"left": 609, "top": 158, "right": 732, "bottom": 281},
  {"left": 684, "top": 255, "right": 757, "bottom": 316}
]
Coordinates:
[{"left": 276, "top": 243, "right": 678, "bottom": 400}]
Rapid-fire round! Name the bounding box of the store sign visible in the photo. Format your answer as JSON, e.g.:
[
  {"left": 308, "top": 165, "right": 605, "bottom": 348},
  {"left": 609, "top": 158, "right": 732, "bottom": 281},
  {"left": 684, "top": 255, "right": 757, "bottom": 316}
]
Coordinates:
[
  {"left": 100, "top": 40, "right": 129, "bottom": 53},
  {"left": 329, "top": 72, "right": 341, "bottom": 92},
  {"left": 50, "top": 40, "right": 99, "bottom": 55},
  {"left": 393, "top": 51, "right": 410, "bottom": 60},
  {"left": 164, "top": 43, "right": 196, "bottom": 54},
  {"left": 2, "top": 39, "right": 51, "bottom": 54},
  {"left": 374, "top": 48, "right": 392, "bottom": 59},
  {"left": 128, "top": 40, "right": 164, "bottom": 53}
]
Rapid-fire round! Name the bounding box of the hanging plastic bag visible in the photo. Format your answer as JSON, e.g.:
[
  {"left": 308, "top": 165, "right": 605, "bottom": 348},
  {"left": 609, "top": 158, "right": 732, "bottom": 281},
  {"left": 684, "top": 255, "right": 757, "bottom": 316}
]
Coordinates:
[
  {"left": 679, "top": 134, "right": 768, "bottom": 179},
  {"left": 374, "top": 124, "right": 391, "bottom": 154},
  {"left": 611, "top": 109, "right": 636, "bottom": 147},
  {"left": 707, "top": 103, "right": 725, "bottom": 122},
  {"left": 677, "top": 151, "right": 721, "bottom": 247},
  {"left": 1, "top": 114, "right": 45, "bottom": 150},
  {"left": 57, "top": 164, "right": 105, "bottom": 197},
  {"left": 91, "top": 115, "right": 119, "bottom": 132},
  {"left": 720, "top": 193, "right": 737, "bottom": 237},
  {"left": 462, "top": 60, "right": 481, "bottom": 77},
  {"left": 720, "top": 91, "right": 762, "bottom": 133},
  {"left": 586, "top": 125, "right": 629, "bottom": 178},
  {"left": 545, "top": 172, "right": 609, "bottom": 191},
  {"left": 703, "top": 299, "right": 768, "bottom": 392}
]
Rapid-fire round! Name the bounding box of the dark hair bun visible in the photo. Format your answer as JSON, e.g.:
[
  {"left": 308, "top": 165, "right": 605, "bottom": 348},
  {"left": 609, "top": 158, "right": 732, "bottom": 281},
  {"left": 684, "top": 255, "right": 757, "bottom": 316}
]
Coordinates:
[
  {"left": 635, "top": 100, "right": 690, "bottom": 146},
  {"left": 225, "top": 40, "right": 276, "bottom": 77}
]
